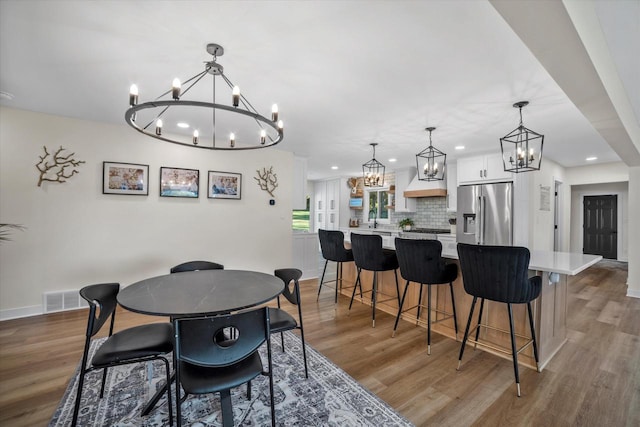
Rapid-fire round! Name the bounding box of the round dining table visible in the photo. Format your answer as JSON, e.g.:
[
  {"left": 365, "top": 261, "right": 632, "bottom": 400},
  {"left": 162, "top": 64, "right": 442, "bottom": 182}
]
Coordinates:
[
  {"left": 118, "top": 269, "right": 284, "bottom": 318},
  {"left": 117, "top": 269, "right": 285, "bottom": 418}
]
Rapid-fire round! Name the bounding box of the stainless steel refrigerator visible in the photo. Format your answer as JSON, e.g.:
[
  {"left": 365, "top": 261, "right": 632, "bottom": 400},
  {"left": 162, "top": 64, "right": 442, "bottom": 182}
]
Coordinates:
[{"left": 456, "top": 182, "right": 513, "bottom": 245}]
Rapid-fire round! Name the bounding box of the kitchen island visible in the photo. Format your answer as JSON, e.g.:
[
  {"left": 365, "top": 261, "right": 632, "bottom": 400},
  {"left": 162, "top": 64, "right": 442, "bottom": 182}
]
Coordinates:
[{"left": 341, "top": 232, "right": 602, "bottom": 370}]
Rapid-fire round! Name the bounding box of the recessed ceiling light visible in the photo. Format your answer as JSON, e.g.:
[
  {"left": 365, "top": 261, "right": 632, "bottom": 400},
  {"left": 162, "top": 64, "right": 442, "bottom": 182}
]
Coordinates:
[
  {"left": 331, "top": 165, "right": 339, "bottom": 170},
  {"left": 455, "top": 146, "right": 465, "bottom": 150},
  {"left": 177, "top": 122, "right": 190, "bottom": 128},
  {"left": 388, "top": 158, "right": 397, "bottom": 162},
  {"left": 586, "top": 156, "right": 597, "bottom": 161}
]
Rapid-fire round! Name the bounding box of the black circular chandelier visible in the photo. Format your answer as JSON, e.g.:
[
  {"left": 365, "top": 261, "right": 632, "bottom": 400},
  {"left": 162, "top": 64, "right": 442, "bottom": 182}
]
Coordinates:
[{"left": 125, "top": 43, "right": 283, "bottom": 150}]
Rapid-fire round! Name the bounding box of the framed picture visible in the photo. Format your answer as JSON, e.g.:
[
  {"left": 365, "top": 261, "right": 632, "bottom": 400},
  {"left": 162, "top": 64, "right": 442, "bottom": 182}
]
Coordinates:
[
  {"left": 160, "top": 167, "right": 200, "bottom": 198},
  {"left": 208, "top": 171, "right": 242, "bottom": 200},
  {"left": 102, "top": 162, "right": 149, "bottom": 195}
]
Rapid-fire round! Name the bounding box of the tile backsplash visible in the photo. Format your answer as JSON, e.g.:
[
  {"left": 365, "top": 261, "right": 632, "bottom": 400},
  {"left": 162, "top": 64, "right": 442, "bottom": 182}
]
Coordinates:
[{"left": 390, "top": 197, "right": 454, "bottom": 229}]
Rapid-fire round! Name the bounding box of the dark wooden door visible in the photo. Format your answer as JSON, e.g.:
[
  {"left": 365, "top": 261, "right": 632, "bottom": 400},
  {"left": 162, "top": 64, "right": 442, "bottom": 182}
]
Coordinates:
[{"left": 583, "top": 195, "right": 617, "bottom": 259}]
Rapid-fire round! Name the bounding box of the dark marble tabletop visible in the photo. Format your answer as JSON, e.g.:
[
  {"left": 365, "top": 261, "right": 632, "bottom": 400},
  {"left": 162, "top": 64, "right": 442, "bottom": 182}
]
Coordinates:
[{"left": 117, "top": 269, "right": 284, "bottom": 317}]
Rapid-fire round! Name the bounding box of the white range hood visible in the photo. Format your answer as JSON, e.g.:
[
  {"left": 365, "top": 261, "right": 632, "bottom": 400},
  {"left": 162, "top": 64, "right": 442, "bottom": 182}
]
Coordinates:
[{"left": 403, "top": 174, "right": 447, "bottom": 198}]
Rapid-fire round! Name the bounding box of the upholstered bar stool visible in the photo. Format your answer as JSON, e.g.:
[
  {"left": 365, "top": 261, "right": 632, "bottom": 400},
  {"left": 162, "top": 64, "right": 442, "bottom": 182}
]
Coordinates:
[
  {"left": 393, "top": 238, "right": 458, "bottom": 355},
  {"left": 349, "top": 233, "right": 400, "bottom": 327},
  {"left": 317, "top": 229, "right": 355, "bottom": 303},
  {"left": 456, "top": 243, "right": 542, "bottom": 397}
]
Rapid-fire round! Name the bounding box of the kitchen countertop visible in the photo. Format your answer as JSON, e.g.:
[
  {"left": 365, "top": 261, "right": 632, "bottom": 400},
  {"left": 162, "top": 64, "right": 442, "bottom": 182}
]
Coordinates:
[{"left": 344, "top": 235, "right": 602, "bottom": 276}]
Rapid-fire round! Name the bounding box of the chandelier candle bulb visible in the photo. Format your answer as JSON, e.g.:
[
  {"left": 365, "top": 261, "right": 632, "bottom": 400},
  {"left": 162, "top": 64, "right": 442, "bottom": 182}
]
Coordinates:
[
  {"left": 230, "top": 133, "right": 235, "bottom": 148},
  {"left": 129, "top": 84, "right": 138, "bottom": 106},
  {"left": 272, "top": 104, "right": 279, "bottom": 121},
  {"left": 277, "top": 120, "right": 284, "bottom": 133},
  {"left": 232, "top": 86, "right": 240, "bottom": 107},
  {"left": 193, "top": 130, "right": 199, "bottom": 145},
  {"left": 260, "top": 129, "right": 267, "bottom": 145},
  {"left": 155, "top": 119, "right": 163, "bottom": 135},
  {"left": 172, "top": 78, "right": 181, "bottom": 100}
]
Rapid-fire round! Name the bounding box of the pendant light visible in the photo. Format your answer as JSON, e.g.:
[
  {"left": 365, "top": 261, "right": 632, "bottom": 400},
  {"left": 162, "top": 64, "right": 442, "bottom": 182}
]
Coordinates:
[
  {"left": 416, "top": 127, "right": 446, "bottom": 181},
  {"left": 362, "top": 143, "right": 385, "bottom": 187},
  {"left": 500, "top": 101, "right": 544, "bottom": 173}
]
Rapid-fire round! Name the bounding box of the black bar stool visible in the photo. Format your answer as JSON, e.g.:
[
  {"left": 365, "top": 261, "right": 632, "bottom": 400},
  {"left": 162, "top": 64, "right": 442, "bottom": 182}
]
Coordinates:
[
  {"left": 393, "top": 238, "right": 458, "bottom": 355},
  {"left": 348, "top": 233, "right": 400, "bottom": 327},
  {"left": 456, "top": 243, "right": 542, "bottom": 397},
  {"left": 317, "top": 229, "right": 356, "bottom": 303}
]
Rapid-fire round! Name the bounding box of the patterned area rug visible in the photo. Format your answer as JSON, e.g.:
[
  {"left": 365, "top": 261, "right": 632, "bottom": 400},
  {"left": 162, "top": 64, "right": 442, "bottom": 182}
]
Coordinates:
[{"left": 50, "top": 330, "right": 413, "bottom": 426}]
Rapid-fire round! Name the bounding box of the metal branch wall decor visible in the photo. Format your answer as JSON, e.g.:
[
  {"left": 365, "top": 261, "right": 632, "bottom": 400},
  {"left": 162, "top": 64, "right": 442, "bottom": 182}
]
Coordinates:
[
  {"left": 254, "top": 166, "right": 278, "bottom": 197},
  {"left": 36, "top": 146, "right": 85, "bottom": 187}
]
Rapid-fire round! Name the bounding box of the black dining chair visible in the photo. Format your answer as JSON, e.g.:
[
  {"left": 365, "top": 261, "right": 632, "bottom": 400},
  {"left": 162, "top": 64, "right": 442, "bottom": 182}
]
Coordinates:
[
  {"left": 456, "top": 243, "right": 542, "bottom": 397},
  {"left": 393, "top": 238, "right": 458, "bottom": 355},
  {"left": 317, "top": 229, "right": 356, "bottom": 303},
  {"left": 72, "top": 283, "right": 174, "bottom": 427},
  {"left": 349, "top": 233, "right": 400, "bottom": 327},
  {"left": 170, "top": 260, "right": 224, "bottom": 273},
  {"left": 272, "top": 268, "right": 308, "bottom": 378},
  {"left": 174, "top": 307, "right": 275, "bottom": 427}
]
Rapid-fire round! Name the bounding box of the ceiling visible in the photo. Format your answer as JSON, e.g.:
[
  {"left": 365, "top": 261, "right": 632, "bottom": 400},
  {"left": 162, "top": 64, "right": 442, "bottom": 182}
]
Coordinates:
[{"left": 0, "top": 1, "right": 635, "bottom": 180}]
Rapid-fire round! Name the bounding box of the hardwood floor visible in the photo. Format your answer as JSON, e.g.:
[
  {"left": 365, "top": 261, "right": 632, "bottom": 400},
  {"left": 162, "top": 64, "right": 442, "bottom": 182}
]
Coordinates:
[{"left": 0, "top": 260, "right": 637, "bottom": 426}]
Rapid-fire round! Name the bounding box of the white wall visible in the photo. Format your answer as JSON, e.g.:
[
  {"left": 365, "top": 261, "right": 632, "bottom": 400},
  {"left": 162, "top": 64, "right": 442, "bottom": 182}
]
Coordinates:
[
  {"left": 0, "top": 107, "right": 293, "bottom": 319},
  {"left": 528, "top": 158, "right": 567, "bottom": 251},
  {"left": 628, "top": 166, "right": 640, "bottom": 297}
]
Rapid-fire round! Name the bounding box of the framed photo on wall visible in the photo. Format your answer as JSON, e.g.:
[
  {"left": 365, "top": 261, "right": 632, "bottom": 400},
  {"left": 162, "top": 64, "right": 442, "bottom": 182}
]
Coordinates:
[
  {"left": 103, "top": 161, "right": 149, "bottom": 195},
  {"left": 208, "top": 171, "right": 242, "bottom": 200},
  {"left": 160, "top": 167, "right": 199, "bottom": 198}
]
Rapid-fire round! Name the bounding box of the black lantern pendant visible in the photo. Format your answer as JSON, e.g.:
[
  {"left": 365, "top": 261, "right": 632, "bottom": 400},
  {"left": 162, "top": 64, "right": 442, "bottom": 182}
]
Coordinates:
[
  {"left": 416, "top": 127, "right": 446, "bottom": 181},
  {"left": 500, "top": 101, "right": 544, "bottom": 173},
  {"left": 362, "top": 143, "right": 385, "bottom": 187}
]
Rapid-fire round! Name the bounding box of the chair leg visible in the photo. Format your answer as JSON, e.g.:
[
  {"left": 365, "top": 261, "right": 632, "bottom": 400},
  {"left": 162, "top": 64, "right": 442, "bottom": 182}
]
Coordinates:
[
  {"left": 317, "top": 260, "right": 329, "bottom": 301},
  {"left": 161, "top": 357, "right": 174, "bottom": 427},
  {"left": 299, "top": 325, "right": 309, "bottom": 379},
  {"left": 71, "top": 369, "right": 86, "bottom": 427},
  {"left": 220, "top": 389, "right": 234, "bottom": 426},
  {"left": 416, "top": 284, "right": 424, "bottom": 326},
  {"left": 392, "top": 280, "right": 411, "bottom": 337},
  {"left": 427, "top": 284, "right": 432, "bottom": 355},
  {"left": 371, "top": 271, "right": 377, "bottom": 328},
  {"left": 280, "top": 331, "right": 285, "bottom": 352},
  {"left": 334, "top": 262, "right": 340, "bottom": 303},
  {"left": 349, "top": 268, "right": 362, "bottom": 310},
  {"left": 99, "top": 367, "right": 108, "bottom": 398},
  {"left": 449, "top": 282, "right": 459, "bottom": 338},
  {"left": 394, "top": 269, "right": 400, "bottom": 306},
  {"left": 527, "top": 302, "right": 540, "bottom": 370},
  {"left": 458, "top": 296, "right": 477, "bottom": 370},
  {"left": 474, "top": 298, "right": 485, "bottom": 349},
  {"left": 507, "top": 303, "right": 521, "bottom": 397}
]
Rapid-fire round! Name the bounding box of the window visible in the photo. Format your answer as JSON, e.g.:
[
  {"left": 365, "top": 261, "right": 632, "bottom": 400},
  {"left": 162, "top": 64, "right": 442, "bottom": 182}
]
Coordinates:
[
  {"left": 366, "top": 189, "right": 390, "bottom": 224},
  {"left": 292, "top": 197, "right": 310, "bottom": 231}
]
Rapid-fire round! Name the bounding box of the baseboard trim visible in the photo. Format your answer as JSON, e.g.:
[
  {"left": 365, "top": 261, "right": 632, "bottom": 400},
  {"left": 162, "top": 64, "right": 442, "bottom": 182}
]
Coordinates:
[
  {"left": 0, "top": 305, "right": 42, "bottom": 321},
  {"left": 626, "top": 288, "right": 640, "bottom": 299}
]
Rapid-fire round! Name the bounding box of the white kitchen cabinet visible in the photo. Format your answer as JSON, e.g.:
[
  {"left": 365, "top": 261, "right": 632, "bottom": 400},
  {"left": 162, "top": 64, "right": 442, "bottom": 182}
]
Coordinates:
[
  {"left": 393, "top": 168, "right": 417, "bottom": 213},
  {"left": 313, "top": 178, "right": 349, "bottom": 232},
  {"left": 457, "top": 153, "right": 512, "bottom": 184},
  {"left": 446, "top": 162, "right": 457, "bottom": 212}
]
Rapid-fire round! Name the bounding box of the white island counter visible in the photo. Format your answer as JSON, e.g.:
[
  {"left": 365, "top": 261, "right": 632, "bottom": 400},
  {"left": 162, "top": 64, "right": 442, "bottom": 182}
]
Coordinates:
[{"left": 343, "top": 233, "right": 602, "bottom": 370}]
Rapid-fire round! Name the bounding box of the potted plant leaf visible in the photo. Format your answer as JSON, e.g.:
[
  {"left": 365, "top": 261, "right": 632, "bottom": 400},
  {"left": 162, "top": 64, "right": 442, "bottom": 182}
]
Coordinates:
[{"left": 398, "top": 218, "right": 414, "bottom": 231}]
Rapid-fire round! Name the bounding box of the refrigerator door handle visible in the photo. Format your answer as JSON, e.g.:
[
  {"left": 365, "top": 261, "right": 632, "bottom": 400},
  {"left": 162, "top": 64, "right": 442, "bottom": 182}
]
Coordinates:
[
  {"left": 481, "top": 196, "right": 487, "bottom": 244},
  {"left": 476, "top": 196, "right": 482, "bottom": 244}
]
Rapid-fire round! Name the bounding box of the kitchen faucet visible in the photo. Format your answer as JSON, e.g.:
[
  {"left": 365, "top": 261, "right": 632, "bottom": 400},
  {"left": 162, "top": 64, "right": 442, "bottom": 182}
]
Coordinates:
[{"left": 368, "top": 209, "right": 378, "bottom": 229}]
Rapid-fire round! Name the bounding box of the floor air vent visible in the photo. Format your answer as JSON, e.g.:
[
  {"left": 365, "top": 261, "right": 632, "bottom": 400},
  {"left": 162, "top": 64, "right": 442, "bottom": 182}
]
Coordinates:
[{"left": 43, "top": 290, "right": 87, "bottom": 313}]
